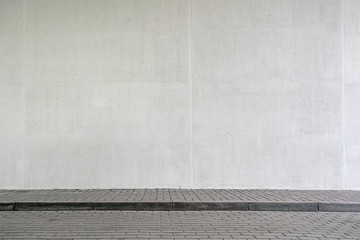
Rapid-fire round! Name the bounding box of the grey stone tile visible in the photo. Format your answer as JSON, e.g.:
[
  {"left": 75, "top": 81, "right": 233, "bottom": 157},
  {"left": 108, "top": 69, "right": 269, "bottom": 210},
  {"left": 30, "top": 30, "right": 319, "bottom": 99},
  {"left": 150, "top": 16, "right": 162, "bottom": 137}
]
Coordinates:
[{"left": 1, "top": 211, "right": 359, "bottom": 239}]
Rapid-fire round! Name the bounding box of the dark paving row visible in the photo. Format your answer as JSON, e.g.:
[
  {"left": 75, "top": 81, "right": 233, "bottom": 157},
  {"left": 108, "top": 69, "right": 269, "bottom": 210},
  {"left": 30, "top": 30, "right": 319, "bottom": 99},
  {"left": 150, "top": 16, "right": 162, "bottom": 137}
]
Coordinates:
[
  {"left": 0, "top": 211, "right": 359, "bottom": 239},
  {"left": 1, "top": 189, "right": 360, "bottom": 202}
]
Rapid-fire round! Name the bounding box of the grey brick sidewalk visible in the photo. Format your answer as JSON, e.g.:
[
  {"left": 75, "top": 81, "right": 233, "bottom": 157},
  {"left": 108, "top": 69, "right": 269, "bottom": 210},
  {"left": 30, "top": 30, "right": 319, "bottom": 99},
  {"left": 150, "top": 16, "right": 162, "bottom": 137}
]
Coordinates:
[
  {"left": 1, "top": 211, "right": 360, "bottom": 239},
  {"left": 1, "top": 189, "right": 360, "bottom": 212}
]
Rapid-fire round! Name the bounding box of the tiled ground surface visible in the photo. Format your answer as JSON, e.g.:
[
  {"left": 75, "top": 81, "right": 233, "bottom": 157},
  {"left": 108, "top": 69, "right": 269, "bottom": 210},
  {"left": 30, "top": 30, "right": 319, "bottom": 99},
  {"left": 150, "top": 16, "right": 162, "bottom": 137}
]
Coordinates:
[
  {"left": 1, "top": 189, "right": 360, "bottom": 202},
  {"left": 0, "top": 211, "right": 359, "bottom": 239}
]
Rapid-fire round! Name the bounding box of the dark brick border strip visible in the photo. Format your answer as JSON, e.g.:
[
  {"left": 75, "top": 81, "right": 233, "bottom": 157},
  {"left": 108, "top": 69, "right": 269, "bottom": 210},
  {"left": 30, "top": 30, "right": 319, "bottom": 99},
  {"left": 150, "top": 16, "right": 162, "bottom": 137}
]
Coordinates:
[
  {"left": 249, "top": 202, "right": 318, "bottom": 212},
  {"left": 0, "top": 202, "right": 15, "bottom": 211},
  {"left": 319, "top": 202, "right": 360, "bottom": 212},
  {"left": 15, "top": 202, "right": 93, "bottom": 211},
  {"left": 93, "top": 202, "right": 172, "bottom": 211},
  {"left": 1, "top": 201, "right": 359, "bottom": 212},
  {"left": 173, "top": 202, "right": 249, "bottom": 211}
]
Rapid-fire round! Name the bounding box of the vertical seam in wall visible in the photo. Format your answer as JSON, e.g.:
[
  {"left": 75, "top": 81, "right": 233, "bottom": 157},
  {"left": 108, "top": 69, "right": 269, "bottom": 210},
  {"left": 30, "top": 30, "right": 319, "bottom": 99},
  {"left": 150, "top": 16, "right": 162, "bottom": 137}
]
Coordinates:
[
  {"left": 342, "top": 0, "right": 346, "bottom": 189},
  {"left": 189, "top": 0, "right": 194, "bottom": 188},
  {"left": 22, "top": 0, "right": 26, "bottom": 188}
]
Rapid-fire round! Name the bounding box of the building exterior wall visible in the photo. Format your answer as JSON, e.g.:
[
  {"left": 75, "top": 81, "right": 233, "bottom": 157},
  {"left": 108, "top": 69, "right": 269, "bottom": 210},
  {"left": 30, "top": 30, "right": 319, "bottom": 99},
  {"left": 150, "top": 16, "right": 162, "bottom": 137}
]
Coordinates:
[{"left": 0, "top": 0, "right": 358, "bottom": 189}]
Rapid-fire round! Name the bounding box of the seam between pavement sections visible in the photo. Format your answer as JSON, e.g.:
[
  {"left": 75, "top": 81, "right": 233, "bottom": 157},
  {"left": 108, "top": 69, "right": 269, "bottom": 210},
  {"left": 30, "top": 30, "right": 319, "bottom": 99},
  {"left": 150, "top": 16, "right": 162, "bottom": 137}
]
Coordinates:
[{"left": 1, "top": 201, "right": 360, "bottom": 212}]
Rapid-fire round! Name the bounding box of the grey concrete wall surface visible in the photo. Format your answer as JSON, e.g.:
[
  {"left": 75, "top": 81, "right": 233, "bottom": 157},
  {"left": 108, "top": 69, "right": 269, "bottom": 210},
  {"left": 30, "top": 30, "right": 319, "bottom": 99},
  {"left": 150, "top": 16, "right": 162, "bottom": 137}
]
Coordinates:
[{"left": 0, "top": 0, "right": 358, "bottom": 190}]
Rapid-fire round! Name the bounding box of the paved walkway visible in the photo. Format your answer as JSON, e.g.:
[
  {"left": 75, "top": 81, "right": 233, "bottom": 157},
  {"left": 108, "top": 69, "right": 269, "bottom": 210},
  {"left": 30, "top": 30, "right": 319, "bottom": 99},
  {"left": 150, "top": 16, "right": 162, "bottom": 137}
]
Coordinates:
[
  {"left": 1, "top": 189, "right": 360, "bottom": 211},
  {"left": 1, "top": 211, "right": 360, "bottom": 239}
]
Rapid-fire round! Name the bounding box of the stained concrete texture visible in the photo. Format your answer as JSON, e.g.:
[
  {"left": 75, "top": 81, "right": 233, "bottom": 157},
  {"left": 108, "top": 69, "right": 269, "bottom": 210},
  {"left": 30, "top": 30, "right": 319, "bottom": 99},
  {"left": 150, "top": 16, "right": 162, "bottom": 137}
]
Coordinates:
[
  {"left": 0, "top": 0, "right": 24, "bottom": 188},
  {"left": 23, "top": 0, "right": 191, "bottom": 189},
  {"left": 192, "top": 0, "right": 343, "bottom": 189},
  {"left": 0, "top": 0, "right": 359, "bottom": 190},
  {"left": 344, "top": 0, "right": 360, "bottom": 189}
]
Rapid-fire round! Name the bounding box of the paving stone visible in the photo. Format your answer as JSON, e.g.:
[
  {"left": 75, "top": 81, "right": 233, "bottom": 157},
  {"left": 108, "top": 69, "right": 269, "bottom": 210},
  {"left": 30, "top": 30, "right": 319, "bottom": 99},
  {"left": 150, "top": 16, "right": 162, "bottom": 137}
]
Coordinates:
[
  {"left": 0, "top": 189, "right": 359, "bottom": 203},
  {"left": 1, "top": 189, "right": 360, "bottom": 212},
  {"left": 0, "top": 211, "right": 360, "bottom": 239}
]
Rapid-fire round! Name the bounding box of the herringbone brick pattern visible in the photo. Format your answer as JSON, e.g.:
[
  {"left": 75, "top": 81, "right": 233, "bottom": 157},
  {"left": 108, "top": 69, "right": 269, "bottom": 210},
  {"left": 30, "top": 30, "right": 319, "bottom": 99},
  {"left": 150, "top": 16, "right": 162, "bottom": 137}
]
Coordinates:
[
  {"left": 0, "top": 211, "right": 359, "bottom": 239},
  {"left": 1, "top": 189, "right": 360, "bottom": 202}
]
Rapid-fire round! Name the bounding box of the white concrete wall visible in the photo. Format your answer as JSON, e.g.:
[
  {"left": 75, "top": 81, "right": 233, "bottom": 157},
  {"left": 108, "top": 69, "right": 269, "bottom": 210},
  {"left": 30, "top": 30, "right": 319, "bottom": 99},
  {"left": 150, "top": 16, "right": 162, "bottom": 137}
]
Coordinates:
[
  {"left": 345, "top": 0, "right": 360, "bottom": 189},
  {"left": 0, "top": 0, "right": 358, "bottom": 189}
]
